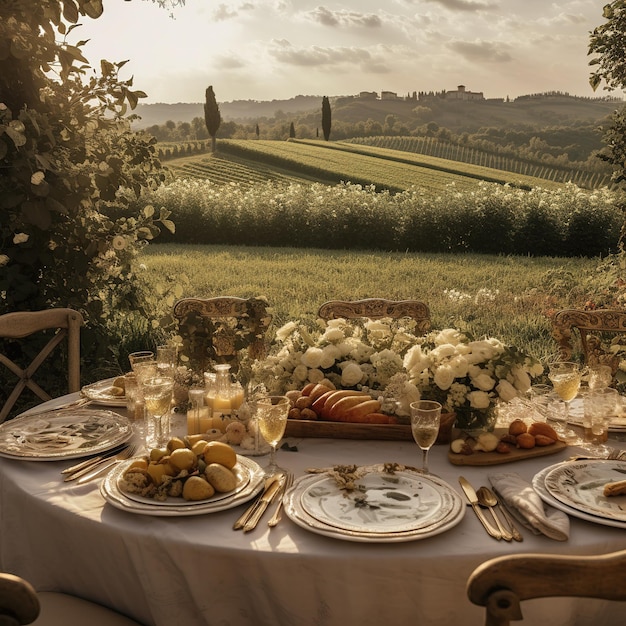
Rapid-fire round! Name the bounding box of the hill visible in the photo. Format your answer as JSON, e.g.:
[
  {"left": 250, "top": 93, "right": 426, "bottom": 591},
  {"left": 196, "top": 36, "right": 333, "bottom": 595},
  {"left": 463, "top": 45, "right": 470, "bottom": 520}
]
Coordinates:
[{"left": 133, "top": 93, "right": 623, "bottom": 132}]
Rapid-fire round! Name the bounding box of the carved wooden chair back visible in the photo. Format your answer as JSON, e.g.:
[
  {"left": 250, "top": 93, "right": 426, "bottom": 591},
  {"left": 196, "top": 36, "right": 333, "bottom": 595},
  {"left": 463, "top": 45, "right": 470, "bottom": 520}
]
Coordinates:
[
  {"left": 0, "top": 571, "right": 144, "bottom": 625},
  {"left": 318, "top": 298, "right": 431, "bottom": 334},
  {"left": 0, "top": 308, "right": 83, "bottom": 422},
  {"left": 467, "top": 549, "right": 626, "bottom": 626},
  {"left": 172, "top": 296, "right": 272, "bottom": 372},
  {"left": 551, "top": 308, "right": 626, "bottom": 370}
]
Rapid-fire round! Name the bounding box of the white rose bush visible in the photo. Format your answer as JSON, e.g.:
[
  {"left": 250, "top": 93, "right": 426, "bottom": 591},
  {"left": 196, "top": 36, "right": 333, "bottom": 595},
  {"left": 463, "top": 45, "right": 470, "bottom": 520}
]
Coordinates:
[{"left": 403, "top": 328, "right": 544, "bottom": 431}]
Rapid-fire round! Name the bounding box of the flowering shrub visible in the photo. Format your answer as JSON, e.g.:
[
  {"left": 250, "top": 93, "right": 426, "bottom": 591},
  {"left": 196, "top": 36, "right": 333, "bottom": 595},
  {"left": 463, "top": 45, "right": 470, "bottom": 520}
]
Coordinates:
[{"left": 403, "top": 328, "right": 544, "bottom": 430}]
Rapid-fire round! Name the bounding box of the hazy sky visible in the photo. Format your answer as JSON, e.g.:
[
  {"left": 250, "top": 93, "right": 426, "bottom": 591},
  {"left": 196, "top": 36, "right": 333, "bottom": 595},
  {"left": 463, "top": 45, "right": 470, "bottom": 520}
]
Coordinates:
[{"left": 74, "top": 0, "right": 614, "bottom": 104}]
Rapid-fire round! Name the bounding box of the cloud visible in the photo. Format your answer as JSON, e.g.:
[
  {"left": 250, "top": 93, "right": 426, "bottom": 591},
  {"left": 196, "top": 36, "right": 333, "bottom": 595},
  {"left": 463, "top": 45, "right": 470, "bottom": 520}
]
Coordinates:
[
  {"left": 422, "top": 0, "right": 496, "bottom": 11},
  {"left": 212, "top": 2, "right": 256, "bottom": 21},
  {"left": 307, "top": 6, "right": 383, "bottom": 28},
  {"left": 216, "top": 54, "right": 246, "bottom": 70},
  {"left": 267, "top": 39, "right": 395, "bottom": 73},
  {"left": 447, "top": 39, "right": 513, "bottom": 63}
]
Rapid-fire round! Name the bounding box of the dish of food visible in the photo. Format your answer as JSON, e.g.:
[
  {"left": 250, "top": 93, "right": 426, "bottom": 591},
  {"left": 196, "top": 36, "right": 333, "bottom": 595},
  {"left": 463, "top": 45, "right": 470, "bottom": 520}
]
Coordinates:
[{"left": 81, "top": 378, "right": 126, "bottom": 407}]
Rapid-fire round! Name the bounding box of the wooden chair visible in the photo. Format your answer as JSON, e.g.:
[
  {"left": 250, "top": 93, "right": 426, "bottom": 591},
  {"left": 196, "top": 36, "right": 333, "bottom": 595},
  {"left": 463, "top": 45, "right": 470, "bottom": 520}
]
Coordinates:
[
  {"left": 0, "top": 309, "right": 83, "bottom": 423},
  {"left": 318, "top": 298, "right": 431, "bottom": 333},
  {"left": 172, "top": 296, "right": 272, "bottom": 372},
  {"left": 0, "top": 571, "right": 144, "bottom": 625},
  {"left": 551, "top": 308, "right": 626, "bottom": 369},
  {"left": 467, "top": 549, "right": 626, "bottom": 626}
]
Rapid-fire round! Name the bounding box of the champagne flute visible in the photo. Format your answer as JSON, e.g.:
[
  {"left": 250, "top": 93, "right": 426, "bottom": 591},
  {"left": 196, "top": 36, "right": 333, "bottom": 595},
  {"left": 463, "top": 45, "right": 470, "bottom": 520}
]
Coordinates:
[
  {"left": 547, "top": 361, "right": 583, "bottom": 442},
  {"left": 410, "top": 400, "right": 441, "bottom": 473},
  {"left": 142, "top": 376, "right": 174, "bottom": 449},
  {"left": 256, "top": 395, "right": 290, "bottom": 476}
]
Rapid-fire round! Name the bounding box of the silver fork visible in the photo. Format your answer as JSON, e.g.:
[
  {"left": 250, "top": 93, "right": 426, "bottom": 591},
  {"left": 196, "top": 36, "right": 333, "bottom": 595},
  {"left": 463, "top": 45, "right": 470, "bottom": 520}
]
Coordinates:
[
  {"left": 64, "top": 444, "right": 136, "bottom": 483},
  {"left": 268, "top": 471, "right": 293, "bottom": 528}
]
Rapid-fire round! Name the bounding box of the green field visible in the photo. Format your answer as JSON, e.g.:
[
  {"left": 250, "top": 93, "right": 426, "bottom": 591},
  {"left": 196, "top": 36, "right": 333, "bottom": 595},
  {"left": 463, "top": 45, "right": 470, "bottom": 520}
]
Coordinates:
[{"left": 166, "top": 139, "right": 565, "bottom": 193}]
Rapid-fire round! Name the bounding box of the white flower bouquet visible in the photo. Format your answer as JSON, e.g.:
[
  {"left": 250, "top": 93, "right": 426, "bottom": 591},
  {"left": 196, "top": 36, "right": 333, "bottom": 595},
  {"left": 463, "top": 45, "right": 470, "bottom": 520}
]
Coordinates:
[{"left": 403, "top": 328, "right": 544, "bottom": 430}]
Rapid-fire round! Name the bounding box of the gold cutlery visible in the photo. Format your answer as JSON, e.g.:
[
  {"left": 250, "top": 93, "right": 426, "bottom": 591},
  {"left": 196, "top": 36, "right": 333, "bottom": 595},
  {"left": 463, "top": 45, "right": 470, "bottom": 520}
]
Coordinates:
[
  {"left": 488, "top": 486, "right": 523, "bottom": 542},
  {"left": 233, "top": 474, "right": 281, "bottom": 530},
  {"left": 476, "top": 486, "right": 513, "bottom": 542},
  {"left": 268, "top": 471, "right": 293, "bottom": 528},
  {"left": 64, "top": 444, "right": 136, "bottom": 483},
  {"left": 62, "top": 443, "right": 130, "bottom": 476},
  {"left": 459, "top": 476, "right": 501, "bottom": 540}
]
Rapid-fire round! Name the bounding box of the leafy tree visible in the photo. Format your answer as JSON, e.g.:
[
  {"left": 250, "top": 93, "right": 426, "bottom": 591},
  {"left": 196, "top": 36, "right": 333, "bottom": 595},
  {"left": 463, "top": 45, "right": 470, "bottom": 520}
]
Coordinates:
[
  {"left": 322, "top": 96, "right": 331, "bottom": 141},
  {"left": 204, "top": 85, "right": 221, "bottom": 152},
  {"left": 0, "top": 0, "right": 176, "bottom": 393},
  {"left": 589, "top": 0, "right": 626, "bottom": 185}
]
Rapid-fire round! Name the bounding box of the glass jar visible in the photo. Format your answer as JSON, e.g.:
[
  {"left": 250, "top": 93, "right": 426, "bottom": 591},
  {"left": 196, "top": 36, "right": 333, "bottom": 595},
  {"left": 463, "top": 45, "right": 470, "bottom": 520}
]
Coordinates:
[
  {"left": 187, "top": 387, "right": 210, "bottom": 435},
  {"left": 205, "top": 364, "right": 244, "bottom": 431}
]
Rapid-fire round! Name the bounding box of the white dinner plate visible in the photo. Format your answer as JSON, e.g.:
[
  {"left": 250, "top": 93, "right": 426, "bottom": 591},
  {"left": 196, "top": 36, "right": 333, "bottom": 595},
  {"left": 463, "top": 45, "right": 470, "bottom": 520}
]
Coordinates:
[
  {"left": 285, "top": 465, "right": 464, "bottom": 542},
  {"left": 567, "top": 397, "right": 626, "bottom": 432},
  {"left": 543, "top": 459, "right": 626, "bottom": 523},
  {"left": 101, "top": 455, "right": 265, "bottom": 516},
  {"left": 0, "top": 409, "right": 132, "bottom": 460},
  {"left": 532, "top": 462, "right": 626, "bottom": 529},
  {"left": 118, "top": 459, "right": 252, "bottom": 507},
  {"left": 81, "top": 378, "right": 127, "bottom": 407}
]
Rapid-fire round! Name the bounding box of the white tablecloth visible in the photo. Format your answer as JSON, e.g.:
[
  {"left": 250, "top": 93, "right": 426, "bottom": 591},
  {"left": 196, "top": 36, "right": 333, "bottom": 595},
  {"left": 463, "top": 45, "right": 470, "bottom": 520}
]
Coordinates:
[{"left": 1, "top": 397, "right": 625, "bottom": 626}]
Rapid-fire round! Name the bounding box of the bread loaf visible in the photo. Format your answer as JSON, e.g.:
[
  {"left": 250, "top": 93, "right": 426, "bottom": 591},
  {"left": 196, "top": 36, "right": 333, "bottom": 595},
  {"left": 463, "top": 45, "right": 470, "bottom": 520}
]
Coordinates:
[{"left": 603, "top": 479, "right": 626, "bottom": 497}]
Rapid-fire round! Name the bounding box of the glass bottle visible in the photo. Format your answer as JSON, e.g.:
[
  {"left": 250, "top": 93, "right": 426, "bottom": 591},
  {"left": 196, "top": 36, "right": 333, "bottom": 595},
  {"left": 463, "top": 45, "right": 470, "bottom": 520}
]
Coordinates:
[
  {"left": 187, "top": 387, "right": 207, "bottom": 435},
  {"left": 206, "top": 364, "right": 244, "bottom": 430}
]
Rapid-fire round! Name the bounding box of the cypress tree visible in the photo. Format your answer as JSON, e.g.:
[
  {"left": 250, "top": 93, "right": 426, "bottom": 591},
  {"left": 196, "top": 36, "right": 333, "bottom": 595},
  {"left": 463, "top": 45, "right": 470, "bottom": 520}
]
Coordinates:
[
  {"left": 204, "top": 85, "right": 221, "bottom": 152},
  {"left": 289, "top": 122, "right": 295, "bottom": 138},
  {"left": 321, "top": 96, "right": 331, "bottom": 141}
]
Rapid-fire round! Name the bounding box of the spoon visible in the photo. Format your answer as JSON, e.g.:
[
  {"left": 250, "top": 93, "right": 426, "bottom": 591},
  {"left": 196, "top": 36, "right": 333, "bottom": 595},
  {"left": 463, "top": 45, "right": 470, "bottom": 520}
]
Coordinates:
[
  {"left": 478, "top": 486, "right": 523, "bottom": 542},
  {"left": 477, "top": 486, "right": 513, "bottom": 542}
]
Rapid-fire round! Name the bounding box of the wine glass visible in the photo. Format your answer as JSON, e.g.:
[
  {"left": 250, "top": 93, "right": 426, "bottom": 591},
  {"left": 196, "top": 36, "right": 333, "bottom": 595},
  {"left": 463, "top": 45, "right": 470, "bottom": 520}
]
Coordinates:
[
  {"left": 256, "top": 395, "right": 290, "bottom": 476},
  {"left": 156, "top": 344, "right": 177, "bottom": 379},
  {"left": 547, "top": 361, "right": 583, "bottom": 443},
  {"left": 128, "top": 350, "right": 155, "bottom": 371},
  {"left": 141, "top": 376, "right": 174, "bottom": 449},
  {"left": 410, "top": 400, "right": 441, "bottom": 473}
]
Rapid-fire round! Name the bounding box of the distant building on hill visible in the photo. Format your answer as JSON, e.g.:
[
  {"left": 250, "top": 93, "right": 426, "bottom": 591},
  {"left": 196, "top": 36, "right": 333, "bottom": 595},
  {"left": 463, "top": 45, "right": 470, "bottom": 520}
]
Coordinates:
[
  {"left": 381, "top": 91, "right": 400, "bottom": 100},
  {"left": 445, "top": 85, "right": 484, "bottom": 101},
  {"left": 359, "top": 91, "right": 378, "bottom": 100}
]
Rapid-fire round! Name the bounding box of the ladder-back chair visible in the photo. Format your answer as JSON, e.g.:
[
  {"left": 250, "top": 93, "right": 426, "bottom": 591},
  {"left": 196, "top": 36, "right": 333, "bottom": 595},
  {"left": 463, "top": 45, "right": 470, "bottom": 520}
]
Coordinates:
[
  {"left": 467, "top": 549, "right": 626, "bottom": 626},
  {"left": 318, "top": 298, "right": 431, "bottom": 334},
  {"left": 0, "top": 308, "right": 83, "bottom": 422},
  {"left": 172, "top": 296, "right": 272, "bottom": 373}
]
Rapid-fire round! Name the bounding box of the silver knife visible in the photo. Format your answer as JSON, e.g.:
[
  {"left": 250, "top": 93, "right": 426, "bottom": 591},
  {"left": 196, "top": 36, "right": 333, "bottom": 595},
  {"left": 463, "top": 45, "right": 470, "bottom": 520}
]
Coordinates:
[
  {"left": 459, "top": 476, "right": 501, "bottom": 540},
  {"left": 243, "top": 477, "right": 284, "bottom": 533},
  {"left": 233, "top": 474, "right": 281, "bottom": 530}
]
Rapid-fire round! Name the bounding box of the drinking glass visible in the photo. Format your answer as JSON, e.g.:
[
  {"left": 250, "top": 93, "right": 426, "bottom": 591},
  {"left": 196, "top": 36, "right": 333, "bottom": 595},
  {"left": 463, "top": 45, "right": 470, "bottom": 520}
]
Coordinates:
[
  {"left": 582, "top": 388, "right": 618, "bottom": 455},
  {"left": 256, "top": 395, "right": 290, "bottom": 476},
  {"left": 410, "top": 400, "right": 441, "bottom": 473},
  {"left": 128, "top": 350, "right": 154, "bottom": 371},
  {"left": 547, "top": 361, "right": 583, "bottom": 440},
  {"left": 156, "top": 344, "right": 177, "bottom": 379},
  {"left": 588, "top": 365, "right": 613, "bottom": 392},
  {"left": 142, "top": 376, "right": 174, "bottom": 449}
]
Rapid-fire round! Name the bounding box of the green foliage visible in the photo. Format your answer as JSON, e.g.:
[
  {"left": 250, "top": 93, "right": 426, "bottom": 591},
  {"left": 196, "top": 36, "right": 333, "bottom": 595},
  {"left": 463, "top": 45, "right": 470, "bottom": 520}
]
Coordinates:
[
  {"left": 147, "top": 177, "right": 623, "bottom": 257},
  {"left": 204, "top": 85, "right": 221, "bottom": 152},
  {"left": 0, "top": 0, "right": 176, "bottom": 388}
]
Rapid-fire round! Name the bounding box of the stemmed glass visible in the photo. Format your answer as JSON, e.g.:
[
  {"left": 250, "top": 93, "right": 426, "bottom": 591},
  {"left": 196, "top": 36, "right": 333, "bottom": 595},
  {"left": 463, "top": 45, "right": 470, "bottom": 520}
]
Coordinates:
[
  {"left": 256, "top": 395, "right": 290, "bottom": 476},
  {"left": 141, "top": 376, "right": 174, "bottom": 449},
  {"left": 547, "top": 361, "right": 583, "bottom": 441},
  {"left": 156, "top": 344, "right": 177, "bottom": 378},
  {"left": 410, "top": 400, "right": 441, "bottom": 474}
]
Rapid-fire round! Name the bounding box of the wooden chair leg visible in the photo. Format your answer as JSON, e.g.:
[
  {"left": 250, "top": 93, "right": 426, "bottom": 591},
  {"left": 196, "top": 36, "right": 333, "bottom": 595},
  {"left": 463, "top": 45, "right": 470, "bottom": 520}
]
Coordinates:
[{"left": 485, "top": 589, "right": 523, "bottom": 626}]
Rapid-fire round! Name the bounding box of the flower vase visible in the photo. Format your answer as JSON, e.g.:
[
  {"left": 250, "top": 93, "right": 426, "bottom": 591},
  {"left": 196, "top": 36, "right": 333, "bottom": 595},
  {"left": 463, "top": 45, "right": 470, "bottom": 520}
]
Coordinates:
[{"left": 454, "top": 405, "right": 497, "bottom": 434}]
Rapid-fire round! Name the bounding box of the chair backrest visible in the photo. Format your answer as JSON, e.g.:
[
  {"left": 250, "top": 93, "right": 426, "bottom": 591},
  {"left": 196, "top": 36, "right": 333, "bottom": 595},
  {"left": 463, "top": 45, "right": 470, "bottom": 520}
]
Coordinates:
[
  {"left": 467, "top": 549, "right": 626, "bottom": 626},
  {"left": 172, "top": 297, "right": 272, "bottom": 372},
  {"left": 0, "top": 308, "right": 83, "bottom": 422},
  {"left": 318, "top": 298, "right": 431, "bottom": 333},
  {"left": 0, "top": 573, "right": 40, "bottom": 625},
  {"left": 551, "top": 308, "right": 626, "bottom": 368}
]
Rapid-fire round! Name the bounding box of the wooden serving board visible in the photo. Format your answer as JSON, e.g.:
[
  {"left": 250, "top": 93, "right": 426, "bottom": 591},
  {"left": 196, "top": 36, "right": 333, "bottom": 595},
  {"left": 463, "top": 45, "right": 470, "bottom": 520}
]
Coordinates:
[
  {"left": 447, "top": 428, "right": 568, "bottom": 466},
  {"left": 284, "top": 419, "right": 413, "bottom": 441}
]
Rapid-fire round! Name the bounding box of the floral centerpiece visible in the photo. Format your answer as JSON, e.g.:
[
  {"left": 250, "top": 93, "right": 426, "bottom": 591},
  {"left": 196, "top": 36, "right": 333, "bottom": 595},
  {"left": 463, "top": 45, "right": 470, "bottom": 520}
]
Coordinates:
[
  {"left": 402, "top": 328, "right": 544, "bottom": 431},
  {"left": 251, "top": 317, "right": 423, "bottom": 413}
]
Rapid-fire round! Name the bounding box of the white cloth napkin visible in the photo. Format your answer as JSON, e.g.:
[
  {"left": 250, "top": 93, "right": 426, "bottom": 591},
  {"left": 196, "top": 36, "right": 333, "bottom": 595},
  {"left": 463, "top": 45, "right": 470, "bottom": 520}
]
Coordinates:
[{"left": 489, "top": 471, "right": 570, "bottom": 541}]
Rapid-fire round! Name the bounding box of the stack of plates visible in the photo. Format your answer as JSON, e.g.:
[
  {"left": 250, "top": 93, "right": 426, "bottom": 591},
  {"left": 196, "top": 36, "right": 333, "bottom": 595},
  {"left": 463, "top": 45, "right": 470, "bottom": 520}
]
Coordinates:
[
  {"left": 100, "top": 455, "right": 265, "bottom": 516},
  {"left": 0, "top": 409, "right": 132, "bottom": 460},
  {"left": 533, "top": 459, "right": 626, "bottom": 529},
  {"left": 284, "top": 464, "right": 465, "bottom": 542},
  {"left": 567, "top": 397, "right": 626, "bottom": 433}
]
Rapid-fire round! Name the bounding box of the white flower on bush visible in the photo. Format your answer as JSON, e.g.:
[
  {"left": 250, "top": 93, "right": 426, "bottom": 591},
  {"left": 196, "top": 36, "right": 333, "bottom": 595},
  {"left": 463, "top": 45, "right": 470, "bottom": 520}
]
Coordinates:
[
  {"left": 13, "top": 232, "right": 29, "bottom": 244},
  {"left": 322, "top": 326, "right": 345, "bottom": 342},
  {"left": 308, "top": 368, "right": 325, "bottom": 384},
  {"left": 301, "top": 347, "right": 324, "bottom": 369},
  {"left": 449, "top": 355, "right": 469, "bottom": 379},
  {"left": 510, "top": 366, "right": 531, "bottom": 393},
  {"left": 30, "top": 171, "right": 45, "bottom": 185},
  {"left": 468, "top": 390, "right": 491, "bottom": 409},
  {"left": 365, "top": 320, "right": 392, "bottom": 342},
  {"left": 275, "top": 322, "right": 297, "bottom": 341},
  {"left": 341, "top": 361, "right": 365, "bottom": 386},
  {"left": 435, "top": 328, "right": 464, "bottom": 345},
  {"left": 469, "top": 366, "right": 496, "bottom": 391},
  {"left": 0, "top": 254, "right": 9, "bottom": 267},
  {"left": 496, "top": 379, "right": 518, "bottom": 402},
  {"left": 403, "top": 345, "right": 429, "bottom": 377},
  {"left": 292, "top": 364, "right": 309, "bottom": 382},
  {"left": 466, "top": 339, "right": 500, "bottom": 364}
]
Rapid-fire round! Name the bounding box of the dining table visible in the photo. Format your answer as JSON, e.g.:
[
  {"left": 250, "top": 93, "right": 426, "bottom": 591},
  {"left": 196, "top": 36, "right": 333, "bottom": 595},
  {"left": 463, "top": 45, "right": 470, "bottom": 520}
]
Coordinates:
[{"left": 1, "top": 393, "right": 626, "bottom": 626}]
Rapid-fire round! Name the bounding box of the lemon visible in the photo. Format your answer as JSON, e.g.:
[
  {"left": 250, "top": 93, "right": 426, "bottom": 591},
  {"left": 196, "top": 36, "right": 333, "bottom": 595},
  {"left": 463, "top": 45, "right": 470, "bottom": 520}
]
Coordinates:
[
  {"left": 149, "top": 447, "right": 168, "bottom": 463},
  {"left": 202, "top": 441, "right": 237, "bottom": 469},
  {"left": 167, "top": 437, "right": 186, "bottom": 452},
  {"left": 126, "top": 458, "right": 148, "bottom": 471},
  {"left": 191, "top": 439, "right": 209, "bottom": 456},
  {"left": 169, "top": 448, "right": 196, "bottom": 471},
  {"left": 182, "top": 476, "right": 215, "bottom": 501}
]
